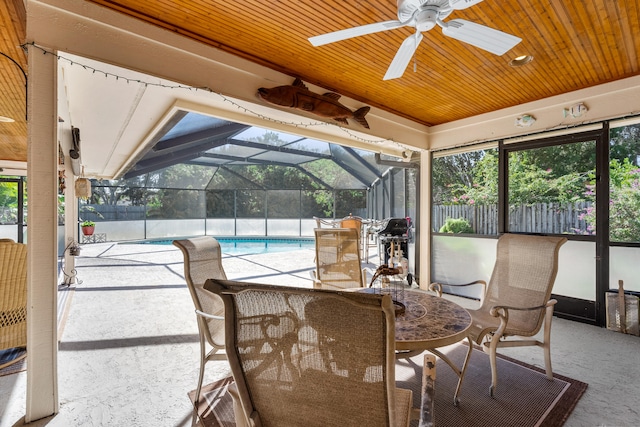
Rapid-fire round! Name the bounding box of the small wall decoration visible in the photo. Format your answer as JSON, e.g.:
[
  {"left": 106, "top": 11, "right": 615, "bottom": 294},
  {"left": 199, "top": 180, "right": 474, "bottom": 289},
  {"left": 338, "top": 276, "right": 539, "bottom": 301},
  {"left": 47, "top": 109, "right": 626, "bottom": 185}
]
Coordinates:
[
  {"left": 563, "top": 102, "right": 588, "bottom": 118},
  {"left": 257, "top": 78, "right": 370, "bottom": 128},
  {"left": 58, "top": 170, "right": 66, "bottom": 194},
  {"left": 58, "top": 143, "right": 65, "bottom": 165},
  {"left": 515, "top": 114, "right": 536, "bottom": 128}
]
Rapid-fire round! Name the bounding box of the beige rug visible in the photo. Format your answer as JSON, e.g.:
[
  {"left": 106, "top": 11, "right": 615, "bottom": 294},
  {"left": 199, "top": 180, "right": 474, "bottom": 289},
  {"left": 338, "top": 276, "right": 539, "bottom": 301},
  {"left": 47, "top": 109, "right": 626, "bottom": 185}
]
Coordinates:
[{"left": 189, "top": 343, "right": 587, "bottom": 427}]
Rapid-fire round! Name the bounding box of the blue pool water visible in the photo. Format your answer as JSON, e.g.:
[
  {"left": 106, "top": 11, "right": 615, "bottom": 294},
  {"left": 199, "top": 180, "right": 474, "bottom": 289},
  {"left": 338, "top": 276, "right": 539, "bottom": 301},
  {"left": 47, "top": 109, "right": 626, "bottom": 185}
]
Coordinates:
[{"left": 138, "top": 237, "right": 314, "bottom": 255}]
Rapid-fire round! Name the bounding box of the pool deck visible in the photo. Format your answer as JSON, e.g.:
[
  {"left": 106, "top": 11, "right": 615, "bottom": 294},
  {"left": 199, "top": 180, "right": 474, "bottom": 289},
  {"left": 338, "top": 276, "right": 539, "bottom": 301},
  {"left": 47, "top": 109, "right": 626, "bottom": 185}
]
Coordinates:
[
  {"left": 2, "top": 241, "right": 640, "bottom": 426},
  {"left": 75, "top": 240, "right": 325, "bottom": 287}
]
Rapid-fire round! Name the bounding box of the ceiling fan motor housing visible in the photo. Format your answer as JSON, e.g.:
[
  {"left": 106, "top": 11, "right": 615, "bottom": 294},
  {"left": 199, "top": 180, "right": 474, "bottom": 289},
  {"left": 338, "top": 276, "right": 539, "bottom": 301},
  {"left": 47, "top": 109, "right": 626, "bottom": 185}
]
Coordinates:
[{"left": 397, "top": 0, "right": 453, "bottom": 23}]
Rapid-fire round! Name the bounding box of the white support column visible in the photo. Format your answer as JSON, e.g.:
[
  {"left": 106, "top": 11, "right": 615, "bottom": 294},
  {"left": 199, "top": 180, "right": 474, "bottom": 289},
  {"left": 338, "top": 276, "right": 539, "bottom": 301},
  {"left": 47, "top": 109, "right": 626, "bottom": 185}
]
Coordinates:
[
  {"left": 26, "top": 44, "right": 59, "bottom": 421},
  {"left": 419, "top": 150, "right": 431, "bottom": 289}
]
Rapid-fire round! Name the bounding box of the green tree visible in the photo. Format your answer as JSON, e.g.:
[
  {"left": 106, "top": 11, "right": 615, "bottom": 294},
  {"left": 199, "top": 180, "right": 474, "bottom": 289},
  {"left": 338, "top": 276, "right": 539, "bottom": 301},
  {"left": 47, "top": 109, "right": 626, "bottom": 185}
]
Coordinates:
[
  {"left": 439, "top": 146, "right": 593, "bottom": 207},
  {"left": 0, "top": 182, "right": 19, "bottom": 223},
  {"left": 507, "top": 150, "right": 590, "bottom": 205},
  {"left": 458, "top": 150, "right": 499, "bottom": 205},
  {"left": 581, "top": 158, "right": 640, "bottom": 241},
  {"left": 610, "top": 124, "right": 640, "bottom": 165},
  {"left": 432, "top": 150, "right": 488, "bottom": 204}
]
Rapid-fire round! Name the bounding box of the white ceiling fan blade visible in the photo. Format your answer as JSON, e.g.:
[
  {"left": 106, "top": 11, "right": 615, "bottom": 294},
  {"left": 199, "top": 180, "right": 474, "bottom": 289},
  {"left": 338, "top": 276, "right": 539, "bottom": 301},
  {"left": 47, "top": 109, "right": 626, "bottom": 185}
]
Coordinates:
[
  {"left": 448, "top": 0, "right": 485, "bottom": 10},
  {"left": 442, "top": 19, "right": 521, "bottom": 55},
  {"left": 309, "top": 20, "right": 405, "bottom": 46},
  {"left": 383, "top": 32, "right": 424, "bottom": 81}
]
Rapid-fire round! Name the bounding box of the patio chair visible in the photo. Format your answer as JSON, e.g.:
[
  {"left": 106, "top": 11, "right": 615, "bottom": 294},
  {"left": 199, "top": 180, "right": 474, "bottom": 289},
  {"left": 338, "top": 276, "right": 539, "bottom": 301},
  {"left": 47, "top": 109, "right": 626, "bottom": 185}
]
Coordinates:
[
  {"left": 430, "top": 233, "right": 567, "bottom": 397},
  {"left": 341, "top": 213, "right": 363, "bottom": 250},
  {"left": 314, "top": 214, "right": 367, "bottom": 258},
  {"left": 313, "top": 228, "right": 366, "bottom": 290},
  {"left": 204, "top": 278, "right": 426, "bottom": 427},
  {"left": 172, "top": 236, "right": 228, "bottom": 424},
  {"left": 0, "top": 239, "right": 28, "bottom": 369},
  {"left": 313, "top": 216, "right": 341, "bottom": 228}
]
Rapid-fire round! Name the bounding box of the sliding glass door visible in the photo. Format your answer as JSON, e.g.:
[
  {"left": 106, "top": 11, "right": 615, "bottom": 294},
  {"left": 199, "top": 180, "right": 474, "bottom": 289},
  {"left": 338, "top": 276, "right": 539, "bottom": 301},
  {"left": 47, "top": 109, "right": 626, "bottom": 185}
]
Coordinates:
[
  {"left": 431, "top": 126, "right": 616, "bottom": 325},
  {"left": 503, "top": 130, "right": 604, "bottom": 324}
]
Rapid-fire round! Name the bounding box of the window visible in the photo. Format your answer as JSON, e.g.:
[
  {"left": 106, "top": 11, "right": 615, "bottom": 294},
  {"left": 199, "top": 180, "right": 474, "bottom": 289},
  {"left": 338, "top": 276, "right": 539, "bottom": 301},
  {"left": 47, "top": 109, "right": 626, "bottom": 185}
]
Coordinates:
[
  {"left": 431, "top": 147, "right": 498, "bottom": 235},
  {"left": 608, "top": 122, "right": 640, "bottom": 243},
  {"left": 506, "top": 141, "right": 595, "bottom": 235}
]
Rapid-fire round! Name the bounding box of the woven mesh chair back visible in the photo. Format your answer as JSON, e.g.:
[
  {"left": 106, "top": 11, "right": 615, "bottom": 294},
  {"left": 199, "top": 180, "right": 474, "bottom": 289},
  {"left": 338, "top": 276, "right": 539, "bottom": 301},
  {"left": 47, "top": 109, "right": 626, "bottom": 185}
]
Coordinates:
[
  {"left": 314, "top": 228, "right": 364, "bottom": 289},
  {"left": 341, "top": 214, "right": 362, "bottom": 243},
  {"left": 0, "top": 239, "right": 27, "bottom": 351},
  {"left": 206, "top": 279, "right": 399, "bottom": 427},
  {"left": 173, "top": 236, "right": 227, "bottom": 348}
]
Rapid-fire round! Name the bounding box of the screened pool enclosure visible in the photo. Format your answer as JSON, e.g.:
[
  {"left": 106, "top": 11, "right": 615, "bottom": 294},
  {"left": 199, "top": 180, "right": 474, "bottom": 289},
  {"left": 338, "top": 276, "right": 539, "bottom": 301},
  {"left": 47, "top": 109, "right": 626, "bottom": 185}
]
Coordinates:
[{"left": 76, "top": 111, "right": 418, "bottom": 242}]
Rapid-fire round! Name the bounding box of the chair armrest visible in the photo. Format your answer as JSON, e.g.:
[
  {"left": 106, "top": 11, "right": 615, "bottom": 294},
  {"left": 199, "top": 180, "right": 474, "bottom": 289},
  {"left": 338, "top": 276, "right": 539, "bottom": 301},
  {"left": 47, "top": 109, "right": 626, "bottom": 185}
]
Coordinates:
[
  {"left": 310, "top": 270, "right": 323, "bottom": 289},
  {"left": 429, "top": 280, "right": 487, "bottom": 299},
  {"left": 488, "top": 299, "right": 557, "bottom": 339},
  {"left": 489, "top": 299, "right": 557, "bottom": 317},
  {"left": 195, "top": 309, "right": 224, "bottom": 321},
  {"left": 419, "top": 354, "right": 436, "bottom": 427}
]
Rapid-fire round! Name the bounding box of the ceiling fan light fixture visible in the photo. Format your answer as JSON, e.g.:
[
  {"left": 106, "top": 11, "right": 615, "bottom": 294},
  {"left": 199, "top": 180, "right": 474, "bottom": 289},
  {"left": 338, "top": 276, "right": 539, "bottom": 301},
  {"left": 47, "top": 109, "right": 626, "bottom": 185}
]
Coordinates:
[
  {"left": 509, "top": 55, "right": 533, "bottom": 67},
  {"left": 0, "top": 116, "right": 15, "bottom": 123}
]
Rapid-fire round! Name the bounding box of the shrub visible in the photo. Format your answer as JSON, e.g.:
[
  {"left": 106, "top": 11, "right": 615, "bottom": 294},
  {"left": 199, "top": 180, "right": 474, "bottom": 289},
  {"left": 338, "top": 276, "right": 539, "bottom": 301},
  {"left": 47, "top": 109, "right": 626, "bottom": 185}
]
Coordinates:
[{"left": 439, "top": 217, "right": 474, "bottom": 234}]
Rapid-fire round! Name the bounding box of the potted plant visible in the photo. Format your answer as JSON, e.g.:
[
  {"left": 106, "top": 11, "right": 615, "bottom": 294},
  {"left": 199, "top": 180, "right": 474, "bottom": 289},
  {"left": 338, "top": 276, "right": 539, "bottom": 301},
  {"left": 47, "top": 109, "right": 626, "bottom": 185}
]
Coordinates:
[{"left": 80, "top": 220, "right": 96, "bottom": 236}]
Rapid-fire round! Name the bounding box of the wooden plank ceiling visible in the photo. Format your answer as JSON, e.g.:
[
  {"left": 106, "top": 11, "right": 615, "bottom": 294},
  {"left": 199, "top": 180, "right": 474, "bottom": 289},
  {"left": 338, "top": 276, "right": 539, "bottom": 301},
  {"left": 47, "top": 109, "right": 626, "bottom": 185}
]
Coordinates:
[
  {"left": 0, "top": 0, "right": 27, "bottom": 162},
  {"left": 1, "top": 0, "right": 639, "bottom": 163}
]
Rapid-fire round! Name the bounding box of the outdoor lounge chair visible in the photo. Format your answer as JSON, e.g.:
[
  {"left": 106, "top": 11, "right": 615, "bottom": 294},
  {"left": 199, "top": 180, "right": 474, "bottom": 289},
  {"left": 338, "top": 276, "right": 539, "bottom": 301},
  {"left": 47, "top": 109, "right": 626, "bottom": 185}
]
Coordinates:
[
  {"left": 313, "top": 227, "right": 367, "bottom": 289},
  {"left": 430, "top": 233, "right": 567, "bottom": 397},
  {"left": 314, "top": 214, "right": 368, "bottom": 258},
  {"left": 204, "top": 278, "right": 435, "bottom": 427},
  {"left": 0, "top": 239, "right": 28, "bottom": 369},
  {"left": 172, "top": 236, "right": 228, "bottom": 425}
]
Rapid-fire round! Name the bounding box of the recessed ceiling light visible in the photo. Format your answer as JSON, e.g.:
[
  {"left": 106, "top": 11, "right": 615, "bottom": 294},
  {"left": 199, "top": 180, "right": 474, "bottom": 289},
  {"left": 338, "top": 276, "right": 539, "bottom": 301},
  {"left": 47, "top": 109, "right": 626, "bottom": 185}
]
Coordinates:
[
  {"left": 0, "top": 116, "right": 15, "bottom": 123},
  {"left": 509, "top": 55, "right": 533, "bottom": 67}
]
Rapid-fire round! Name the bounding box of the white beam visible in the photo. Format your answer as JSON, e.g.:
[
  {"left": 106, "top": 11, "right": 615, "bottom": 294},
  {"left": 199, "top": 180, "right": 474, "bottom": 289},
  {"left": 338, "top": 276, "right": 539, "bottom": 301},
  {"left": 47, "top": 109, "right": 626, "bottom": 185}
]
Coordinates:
[
  {"left": 26, "top": 42, "right": 59, "bottom": 421},
  {"left": 418, "top": 150, "right": 431, "bottom": 289},
  {"left": 428, "top": 75, "right": 640, "bottom": 150}
]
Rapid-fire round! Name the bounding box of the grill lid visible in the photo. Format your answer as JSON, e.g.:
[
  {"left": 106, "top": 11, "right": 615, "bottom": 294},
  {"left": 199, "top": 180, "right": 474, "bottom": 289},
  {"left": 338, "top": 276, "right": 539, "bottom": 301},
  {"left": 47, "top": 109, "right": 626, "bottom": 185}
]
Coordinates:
[{"left": 378, "top": 218, "right": 408, "bottom": 236}]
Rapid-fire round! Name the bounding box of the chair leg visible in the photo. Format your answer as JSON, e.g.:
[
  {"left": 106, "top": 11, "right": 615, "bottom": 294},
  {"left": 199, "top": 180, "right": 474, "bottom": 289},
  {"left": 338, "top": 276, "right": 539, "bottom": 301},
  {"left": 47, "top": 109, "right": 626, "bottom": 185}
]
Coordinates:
[
  {"left": 488, "top": 335, "right": 500, "bottom": 397},
  {"left": 192, "top": 328, "right": 207, "bottom": 427},
  {"left": 453, "top": 336, "right": 474, "bottom": 406},
  {"left": 543, "top": 304, "right": 554, "bottom": 380},
  {"left": 229, "top": 383, "right": 250, "bottom": 427},
  {"left": 485, "top": 307, "right": 510, "bottom": 397}
]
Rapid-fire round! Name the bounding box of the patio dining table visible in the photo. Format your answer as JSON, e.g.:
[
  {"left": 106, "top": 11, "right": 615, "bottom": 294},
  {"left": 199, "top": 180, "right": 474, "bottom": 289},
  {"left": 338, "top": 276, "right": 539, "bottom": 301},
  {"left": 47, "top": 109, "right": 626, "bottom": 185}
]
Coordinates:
[{"left": 359, "top": 287, "right": 472, "bottom": 404}]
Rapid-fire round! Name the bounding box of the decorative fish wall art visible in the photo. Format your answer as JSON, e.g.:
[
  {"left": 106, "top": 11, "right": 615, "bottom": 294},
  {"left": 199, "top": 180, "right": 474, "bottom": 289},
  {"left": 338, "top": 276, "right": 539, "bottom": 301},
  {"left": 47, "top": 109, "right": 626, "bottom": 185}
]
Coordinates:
[{"left": 257, "top": 78, "right": 370, "bottom": 129}]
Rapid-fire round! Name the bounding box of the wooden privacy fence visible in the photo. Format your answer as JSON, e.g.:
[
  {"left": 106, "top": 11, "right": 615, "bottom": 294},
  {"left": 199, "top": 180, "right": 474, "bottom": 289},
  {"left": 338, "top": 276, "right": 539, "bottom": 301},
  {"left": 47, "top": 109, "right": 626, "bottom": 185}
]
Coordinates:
[{"left": 432, "top": 201, "right": 591, "bottom": 235}]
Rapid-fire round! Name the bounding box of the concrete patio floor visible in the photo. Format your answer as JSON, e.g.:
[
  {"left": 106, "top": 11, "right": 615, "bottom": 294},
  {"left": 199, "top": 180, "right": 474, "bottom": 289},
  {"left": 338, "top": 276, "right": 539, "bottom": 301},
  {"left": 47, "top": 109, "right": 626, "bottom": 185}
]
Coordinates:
[{"left": 1, "top": 240, "right": 639, "bottom": 426}]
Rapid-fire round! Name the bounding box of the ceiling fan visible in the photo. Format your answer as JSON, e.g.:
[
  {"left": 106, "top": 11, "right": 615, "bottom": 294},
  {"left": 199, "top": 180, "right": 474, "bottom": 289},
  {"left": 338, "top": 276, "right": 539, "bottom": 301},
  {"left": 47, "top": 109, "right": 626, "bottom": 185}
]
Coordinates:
[{"left": 309, "top": 0, "right": 522, "bottom": 80}]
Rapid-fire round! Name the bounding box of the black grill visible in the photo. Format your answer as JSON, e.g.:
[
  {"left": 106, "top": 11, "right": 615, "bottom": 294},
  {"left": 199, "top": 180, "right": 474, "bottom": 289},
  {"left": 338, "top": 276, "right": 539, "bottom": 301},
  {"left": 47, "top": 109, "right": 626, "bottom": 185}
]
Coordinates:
[
  {"left": 376, "top": 217, "right": 413, "bottom": 285},
  {"left": 377, "top": 218, "right": 408, "bottom": 236}
]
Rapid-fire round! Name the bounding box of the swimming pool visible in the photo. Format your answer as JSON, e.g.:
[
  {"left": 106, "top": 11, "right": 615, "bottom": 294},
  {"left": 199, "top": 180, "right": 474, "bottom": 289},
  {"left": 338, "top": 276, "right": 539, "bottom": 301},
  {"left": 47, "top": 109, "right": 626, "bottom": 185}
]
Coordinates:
[{"left": 136, "top": 237, "right": 315, "bottom": 255}]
